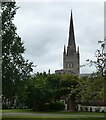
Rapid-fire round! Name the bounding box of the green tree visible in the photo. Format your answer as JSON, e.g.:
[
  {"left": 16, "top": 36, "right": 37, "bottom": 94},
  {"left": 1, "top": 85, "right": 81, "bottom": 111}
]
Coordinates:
[
  {"left": 46, "top": 74, "right": 61, "bottom": 101},
  {"left": 25, "top": 73, "right": 79, "bottom": 111},
  {"left": 77, "top": 76, "right": 104, "bottom": 106},
  {"left": 25, "top": 73, "right": 52, "bottom": 111},
  {"left": 2, "top": 2, "right": 33, "bottom": 108},
  {"left": 59, "top": 74, "right": 79, "bottom": 111},
  {"left": 78, "top": 40, "right": 105, "bottom": 107}
]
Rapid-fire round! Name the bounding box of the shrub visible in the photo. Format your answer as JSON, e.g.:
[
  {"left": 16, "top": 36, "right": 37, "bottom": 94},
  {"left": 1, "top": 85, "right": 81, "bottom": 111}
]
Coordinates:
[
  {"left": 75, "top": 105, "right": 78, "bottom": 111},
  {"left": 101, "top": 110, "right": 104, "bottom": 113},
  {"left": 2, "top": 104, "right": 9, "bottom": 109},
  {"left": 80, "top": 106, "right": 83, "bottom": 111},
  {"left": 89, "top": 107, "right": 92, "bottom": 112},
  {"left": 49, "top": 101, "right": 65, "bottom": 111},
  {"left": 85, "top": 106, "right": 88, "bottom": 112},
  {"left": 95, "top": 107, "right": 101, "bottom": 112},
  {"left": 38, "top": 103, "right": 50, "bottom": 111},
  {"left": 80, "top": 106, "right": 88, "bottom": 112}
]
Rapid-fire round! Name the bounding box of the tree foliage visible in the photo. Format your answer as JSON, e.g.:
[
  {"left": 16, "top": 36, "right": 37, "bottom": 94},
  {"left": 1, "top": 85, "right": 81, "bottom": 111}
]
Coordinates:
[
  {"left": 78, "top": 40, "right": 105, "bottom": 106},
  {"left": 77, "top": 76, "right": 104, "bottom": 106},
  {"left": 25, "top": 73, "right": 78, "bottom": 111},
  {"left": 2, "top": 2, "right": 33, "bottom": 106}
]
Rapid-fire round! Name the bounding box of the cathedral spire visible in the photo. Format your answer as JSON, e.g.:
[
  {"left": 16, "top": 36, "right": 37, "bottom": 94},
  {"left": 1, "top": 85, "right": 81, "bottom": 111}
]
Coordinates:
[
  {"left": 55, "top": 11, "right": 80, "bottom": 76},
  {"left": 77, "top": 46, "right": 79, "bottom": 54},
  {"left": 68, "top": 10, "right": 76, "bottom": 48},
  {"left": 63, "top": 45, "right": 66, "bottom": 54}
]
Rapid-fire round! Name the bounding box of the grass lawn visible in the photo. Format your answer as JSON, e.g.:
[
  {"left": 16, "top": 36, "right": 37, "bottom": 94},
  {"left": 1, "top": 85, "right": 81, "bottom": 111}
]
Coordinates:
[
  {"left": 1, "top": 109, "right": 105, "bottom": 120},
  {"left": 1, "top": 118, "right": 105, "bottom": 120},
  {"left": 2, "top": 109, "right": 104, "bottom": 114}
]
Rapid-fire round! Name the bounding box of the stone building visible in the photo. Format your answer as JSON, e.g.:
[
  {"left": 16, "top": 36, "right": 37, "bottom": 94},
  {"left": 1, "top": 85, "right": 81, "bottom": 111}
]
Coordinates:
[{"left": 55, "top": 10, "right": 80, "bottom": 76}]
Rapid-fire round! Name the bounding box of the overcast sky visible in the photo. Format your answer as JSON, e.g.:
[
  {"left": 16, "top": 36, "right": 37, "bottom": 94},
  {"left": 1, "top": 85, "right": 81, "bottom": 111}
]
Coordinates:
[{"left": 14, "top": 1, "right": 104, "bottom": 74}]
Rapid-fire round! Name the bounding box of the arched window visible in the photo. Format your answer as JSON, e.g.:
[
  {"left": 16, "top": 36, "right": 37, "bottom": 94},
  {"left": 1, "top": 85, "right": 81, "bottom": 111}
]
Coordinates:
[
  {"left": 70, "top": 63, "right": 73, "bottom": 68},
  {"left": 66, "top": 63, "right": 73, "bottom": 68}
]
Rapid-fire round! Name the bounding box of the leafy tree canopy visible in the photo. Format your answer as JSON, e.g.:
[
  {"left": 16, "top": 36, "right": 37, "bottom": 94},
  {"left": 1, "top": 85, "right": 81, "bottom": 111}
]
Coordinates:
[{"left": 2, "top": 2, "right": 33, "bottom": 104}]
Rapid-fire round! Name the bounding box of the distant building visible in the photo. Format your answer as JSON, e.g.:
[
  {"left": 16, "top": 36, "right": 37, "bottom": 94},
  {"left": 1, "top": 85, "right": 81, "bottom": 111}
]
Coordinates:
[
  {"left": 80, "top": 73, "right": 92, "bottom": 78},
  {"left": 55, "top": 10, "right": 80, "bottom": 76}
]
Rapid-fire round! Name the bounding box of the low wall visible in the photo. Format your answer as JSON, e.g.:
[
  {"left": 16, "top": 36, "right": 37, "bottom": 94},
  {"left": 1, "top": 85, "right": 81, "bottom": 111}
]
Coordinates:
[{"left": 78, "top": 104, "right": 106, "bottom": 112}]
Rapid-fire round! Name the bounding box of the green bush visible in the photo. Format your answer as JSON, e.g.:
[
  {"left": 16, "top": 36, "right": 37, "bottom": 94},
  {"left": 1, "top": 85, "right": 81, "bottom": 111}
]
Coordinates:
[
  {"left": 80, "top": 106, "right": 83, "bottom": 111},
  {"left": 49, "top": 101, "right": 65, "bottom": 111},
  {"left": 95, "top": 107, "right": 101, "bottom": 112},
  {"left": 38, "top": 103, "right": 50, "bottom": 111},
  {"left": 101, "top": 110, "right": 104, "bottom": 113},
  {"left": 85, "top": 106, "right": 88, "bottom": 111},
  {"left": 89, "top": 107, "right": 92, "bottom": 112},
  {"left": 2, "top": 104, "right": 10, "bottom": 109}
]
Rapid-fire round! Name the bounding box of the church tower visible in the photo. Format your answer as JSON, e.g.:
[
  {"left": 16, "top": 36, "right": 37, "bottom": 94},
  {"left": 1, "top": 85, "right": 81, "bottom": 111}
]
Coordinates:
[
  {"left": 55, "top": 10, "right": 80, "bottom": 75},
  {"left": 63, "top": 10, "right": 80, "bottom": 75}
]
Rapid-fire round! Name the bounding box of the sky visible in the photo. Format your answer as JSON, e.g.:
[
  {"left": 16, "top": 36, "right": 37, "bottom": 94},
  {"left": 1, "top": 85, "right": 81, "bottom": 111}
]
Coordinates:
[{"left": 14, "top": 1, "right": 104, "bottom": 74}]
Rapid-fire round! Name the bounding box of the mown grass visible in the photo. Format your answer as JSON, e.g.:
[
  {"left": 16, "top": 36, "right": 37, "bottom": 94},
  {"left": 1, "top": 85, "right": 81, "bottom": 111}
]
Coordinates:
[
  {"left": 2, "top": 117, "right": 105, "bottom": 120},
  {"left": 2, "top": 109, "right": 104, "bottom": 115},
  {"left": 1, "top": 109, "right": 105, "bottom": 120},
  {"left": 2, "top": 109, "right": 32, "bottom": 113}
]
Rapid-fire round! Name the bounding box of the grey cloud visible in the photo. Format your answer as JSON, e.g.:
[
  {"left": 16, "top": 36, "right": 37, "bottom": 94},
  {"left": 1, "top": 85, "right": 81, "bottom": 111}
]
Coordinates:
[{"left": 14, "top": 2, "right": 104, "bottom": 74}]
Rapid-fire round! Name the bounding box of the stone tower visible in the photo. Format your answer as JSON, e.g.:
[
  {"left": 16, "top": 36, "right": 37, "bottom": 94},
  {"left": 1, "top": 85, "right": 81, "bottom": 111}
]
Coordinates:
[{"left": 55, "top": 10, "right": 80, "bottom": 75}]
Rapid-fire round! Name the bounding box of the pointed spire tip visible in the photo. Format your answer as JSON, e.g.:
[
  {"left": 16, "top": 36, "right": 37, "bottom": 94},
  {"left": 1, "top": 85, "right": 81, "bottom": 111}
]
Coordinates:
[{"left": 64, "top": 45, "right": 66, "bottom": 54}]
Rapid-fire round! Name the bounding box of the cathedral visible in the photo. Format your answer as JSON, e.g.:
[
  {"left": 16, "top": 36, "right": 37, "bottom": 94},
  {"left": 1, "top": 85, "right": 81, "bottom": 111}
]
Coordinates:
[{"left": 55, "top": 10, "right": 80, "bottom": 76}]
